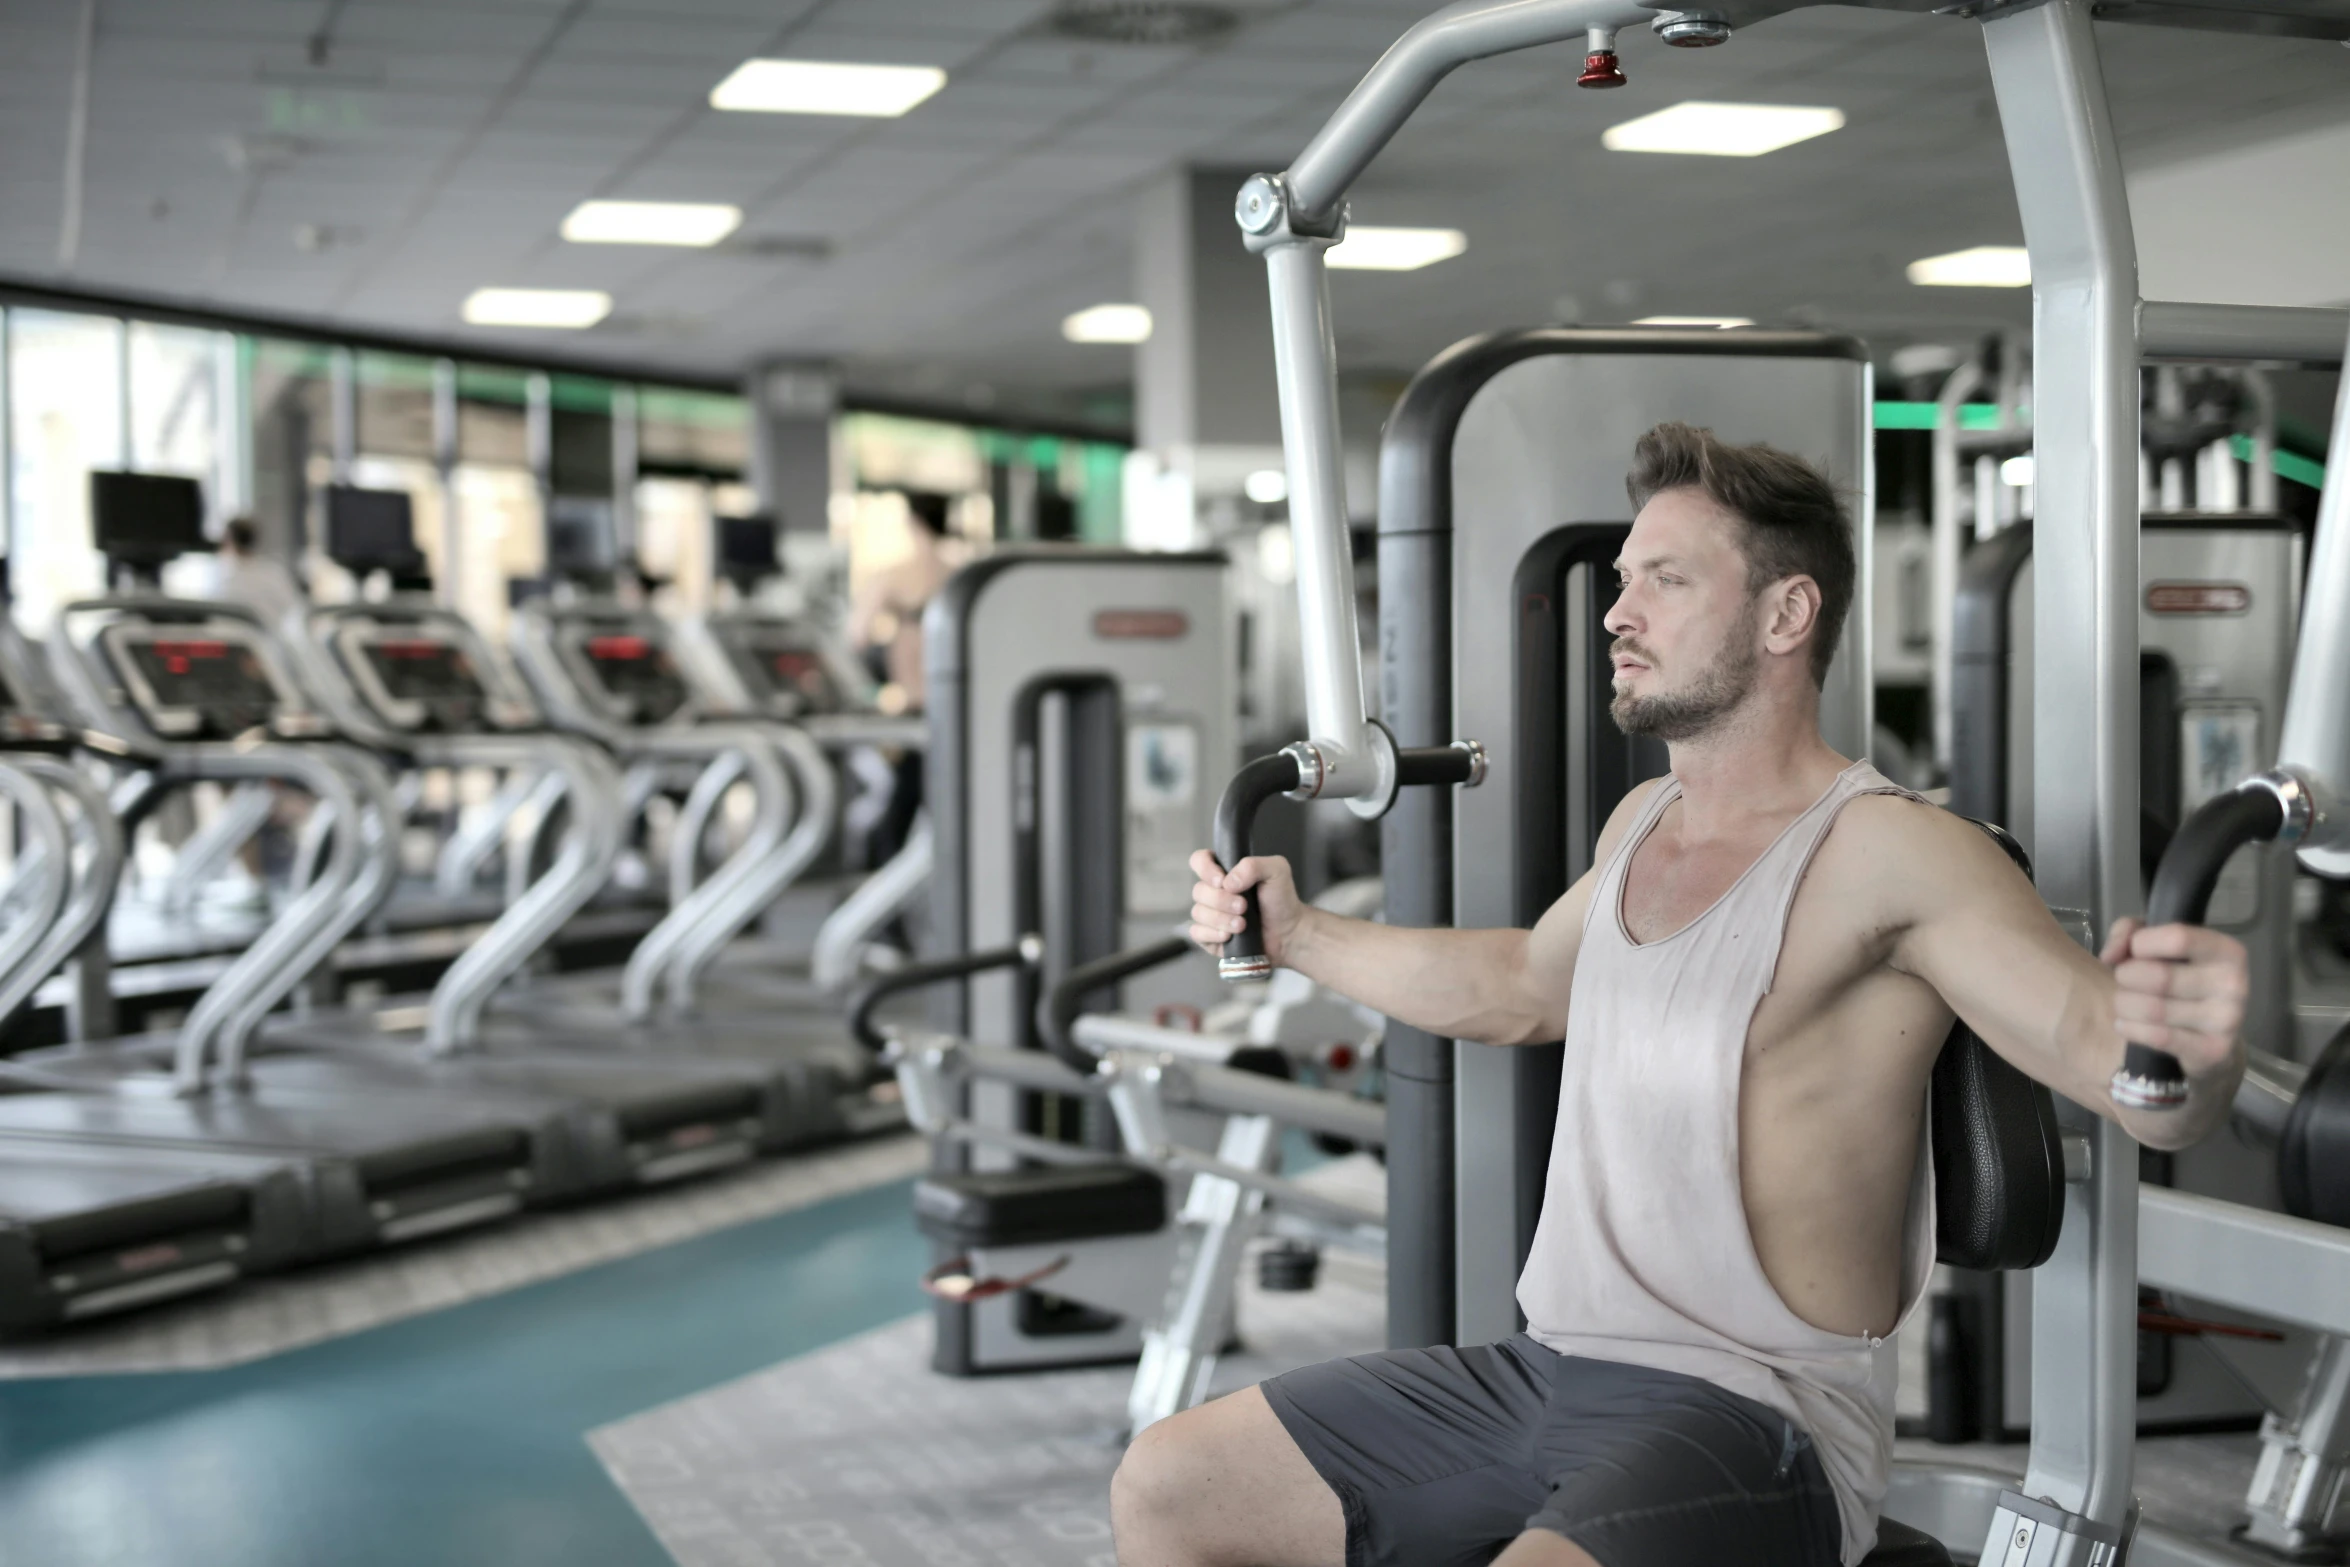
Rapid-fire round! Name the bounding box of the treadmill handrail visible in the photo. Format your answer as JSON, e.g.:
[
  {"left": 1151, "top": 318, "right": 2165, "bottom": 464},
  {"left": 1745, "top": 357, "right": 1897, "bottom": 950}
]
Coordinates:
[{"left": 848, "top": 940, "right": 1038, "bottom": 1056}]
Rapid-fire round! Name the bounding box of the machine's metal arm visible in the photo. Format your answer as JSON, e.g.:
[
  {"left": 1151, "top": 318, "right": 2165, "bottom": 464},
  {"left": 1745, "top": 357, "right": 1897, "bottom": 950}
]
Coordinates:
[{"left": 1281, "top": 0, "right": 1664, "bottom": 228}]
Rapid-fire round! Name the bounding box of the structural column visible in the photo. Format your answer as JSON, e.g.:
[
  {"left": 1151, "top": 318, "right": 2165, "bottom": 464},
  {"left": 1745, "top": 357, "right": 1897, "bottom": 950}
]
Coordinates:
[{"left": 744, "top": 361, "right": 838, "bottom": 536}]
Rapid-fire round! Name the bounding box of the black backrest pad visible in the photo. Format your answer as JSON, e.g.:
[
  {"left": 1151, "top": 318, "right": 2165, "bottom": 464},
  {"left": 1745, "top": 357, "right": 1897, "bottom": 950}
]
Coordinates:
[{"left": 1931, "top": 821, "right": 2067, "bottom": 1272}]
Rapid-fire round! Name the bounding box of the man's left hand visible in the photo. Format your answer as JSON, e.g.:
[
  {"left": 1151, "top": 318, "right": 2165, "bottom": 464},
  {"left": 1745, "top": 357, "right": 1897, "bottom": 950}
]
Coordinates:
[{"left": 2100, "top": 918, "right": 2249, "bottom": 1079}]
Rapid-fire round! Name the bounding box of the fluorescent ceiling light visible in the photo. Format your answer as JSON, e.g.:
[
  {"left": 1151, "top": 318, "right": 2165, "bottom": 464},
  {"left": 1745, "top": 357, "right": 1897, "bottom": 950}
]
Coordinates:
[
  {"left": 1244, "top": 469, "right": 1288, "bottom": 504},
  {"left": 561, "top": 200, "right": 742, "bottom": 247},
  {"left": 1634, "top": 315, "right": 1754, "bottom": 329},
  {"left": 1326, "top": 226, "right": 1467, "bottom": 271},
  {"left": 2001, "top": 455, "right": 2035, "bottom": 488},
  {"left": 1907, "top": 245, "right": 2032, "bottom": 288},
  {"left": 462, "top": 287, "right": 612, "bottom": 329},
  {"left": 1063, "top": 303, "right": 1152, "bottom": 344},
  {"left": 711, "top": 58, "right": 946, "bottom": 117},
  {"left": 1602, "top": 101, "right": 1844, "bottom": 157}
]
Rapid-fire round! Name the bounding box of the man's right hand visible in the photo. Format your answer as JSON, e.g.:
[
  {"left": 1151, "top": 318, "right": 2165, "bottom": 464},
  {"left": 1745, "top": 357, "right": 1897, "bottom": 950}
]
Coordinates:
[{"left": 1189, "top": 848, "right": 1307, "bottom": 967}]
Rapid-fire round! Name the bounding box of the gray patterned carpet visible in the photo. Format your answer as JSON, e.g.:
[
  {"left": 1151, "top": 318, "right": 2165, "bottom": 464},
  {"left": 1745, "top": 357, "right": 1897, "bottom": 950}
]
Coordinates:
[{"left": 590, "top": 1238, "right": 1387, "bottom": 1567}]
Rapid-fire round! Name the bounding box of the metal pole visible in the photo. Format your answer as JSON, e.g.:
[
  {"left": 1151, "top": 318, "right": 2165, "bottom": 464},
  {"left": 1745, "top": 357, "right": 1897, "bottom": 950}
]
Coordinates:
[
  {"left": 611, "top": 383, "right": 638, "bottom": 565},
  {"left": 525, "top": 370, "right": 552, "bottom": 515},
  {"left": 1930, "top": 361, "right": 1983, "bottom": 772},
  {"left": 2140, "top": 302, "right": 2349, "bottom": 366},
  {"left": 0, "top": 308, "right": 12, "bottom": 570},
  {"left": 329, "top": 345, "right": 356, "bottom": 485},
  {"left": 115, "top": 316, "right": 132, "bottom": 468},
  {"left": 432, "top": 357, "right": 458, "bottom": 608},
  {"left": 2274, "top": 321, "right": 2350, "bottom": 877},
  {"left": 1261, "top": 240, "right": 1370, "bottom": 778},
  {"left": 1984, "top": 0, "right": 2142, "bottom": 1544}
]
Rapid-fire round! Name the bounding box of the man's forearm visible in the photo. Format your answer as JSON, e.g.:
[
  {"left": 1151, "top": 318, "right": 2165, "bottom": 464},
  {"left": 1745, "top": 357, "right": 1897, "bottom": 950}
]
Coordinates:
[{"left": 1281, "top": 911, "right": 1550, "bottom": 1046}]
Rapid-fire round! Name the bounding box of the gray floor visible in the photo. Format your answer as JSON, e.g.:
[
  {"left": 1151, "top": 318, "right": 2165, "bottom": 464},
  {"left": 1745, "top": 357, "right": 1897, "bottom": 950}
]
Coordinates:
[
  {"left": 0, "top": 1132, "right": 927, "bottom": 1378},
  {"left": 590, "top": 1242, "right": 1387, "bottom": 1567}
]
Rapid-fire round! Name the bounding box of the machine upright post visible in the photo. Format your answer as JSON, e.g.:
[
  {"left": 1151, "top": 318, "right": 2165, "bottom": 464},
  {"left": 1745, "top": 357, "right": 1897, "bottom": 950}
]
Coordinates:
[
  {"left": 1261, "top": 240, "right": 1369, "bottom": 779},
  {"left": 1982, "top": 0, "right": 2142, "bottom": 1549},
  {"left": 2273, "top": 323, "right": 2350, "bottom": 878}
]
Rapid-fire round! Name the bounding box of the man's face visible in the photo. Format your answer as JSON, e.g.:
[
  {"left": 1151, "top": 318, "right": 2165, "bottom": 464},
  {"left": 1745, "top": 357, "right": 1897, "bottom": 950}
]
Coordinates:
[{"left": 1604, "top": 487, "right": 1761, "bottom": 741}]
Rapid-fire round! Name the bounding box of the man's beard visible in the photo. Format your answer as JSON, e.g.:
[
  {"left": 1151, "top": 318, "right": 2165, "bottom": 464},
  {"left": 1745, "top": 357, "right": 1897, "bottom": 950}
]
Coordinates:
[{"left": 1610, "top": 600, "right": 1761, "bottom": 741}]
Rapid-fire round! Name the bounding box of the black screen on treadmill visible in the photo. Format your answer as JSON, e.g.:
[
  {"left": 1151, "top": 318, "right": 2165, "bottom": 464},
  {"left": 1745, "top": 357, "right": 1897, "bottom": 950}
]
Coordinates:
[
  {"left": 744, "top": 633, "right": 841, "bottom": 712},
  {"left": 583, "top": 633, "right": 688, "bottom": 722},
  {"left": 362, "top": 640, "right": 483, "bottom": 700},
  {"left": 360, "top": 638, "right": 484, "bottom": 729},
  {"left": 124, "top": 638, "right": 280, "bottom": 732}
]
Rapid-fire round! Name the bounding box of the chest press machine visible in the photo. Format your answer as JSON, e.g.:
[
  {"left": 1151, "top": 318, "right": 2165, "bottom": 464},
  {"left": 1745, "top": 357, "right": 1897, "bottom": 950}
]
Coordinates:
[{"left": 1205, "top": 1, "right": 2350, "bottom": 1564}]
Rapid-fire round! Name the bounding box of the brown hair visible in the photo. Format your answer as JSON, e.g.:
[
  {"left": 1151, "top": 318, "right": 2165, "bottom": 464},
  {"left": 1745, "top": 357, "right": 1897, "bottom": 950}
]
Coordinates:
[{"left": 1625, "top": 421, "right": 1854, "bottom": 687}]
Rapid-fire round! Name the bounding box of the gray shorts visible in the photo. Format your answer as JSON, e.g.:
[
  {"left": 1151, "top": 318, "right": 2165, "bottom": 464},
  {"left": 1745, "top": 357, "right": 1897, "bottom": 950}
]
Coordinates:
[{"left": 1259, "top": 1335, "right": 1842, "bottom": 1567}]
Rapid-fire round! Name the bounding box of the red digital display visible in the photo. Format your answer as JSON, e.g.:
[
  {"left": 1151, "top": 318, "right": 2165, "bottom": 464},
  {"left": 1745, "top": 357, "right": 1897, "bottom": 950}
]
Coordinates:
[
  {"left": 587, "top": 634, "right": 652, "bottom": 662},
  {"left": 151, "top": 640, "right": 231, "bottom": 676}
]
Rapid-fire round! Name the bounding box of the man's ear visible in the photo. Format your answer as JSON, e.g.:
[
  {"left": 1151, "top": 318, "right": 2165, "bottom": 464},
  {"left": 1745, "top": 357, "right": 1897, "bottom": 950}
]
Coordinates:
[{"left": 1762, "top": 575, "right": 1821, "bottom": 659}]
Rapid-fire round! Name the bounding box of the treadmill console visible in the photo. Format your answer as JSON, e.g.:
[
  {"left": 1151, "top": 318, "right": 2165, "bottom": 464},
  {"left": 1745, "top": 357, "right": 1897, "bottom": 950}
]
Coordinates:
[
  {"left": 100, "top": 622, "right": 322, "bottom": 740},
  {"left": 723, "top": 624, "right": 845, "bottom": 720},
  {"left": 570, "top": 626, "right": 691, "bottom": 726},
  {"left": 333, "top": 619, "right": 535, "bottom": 734}
]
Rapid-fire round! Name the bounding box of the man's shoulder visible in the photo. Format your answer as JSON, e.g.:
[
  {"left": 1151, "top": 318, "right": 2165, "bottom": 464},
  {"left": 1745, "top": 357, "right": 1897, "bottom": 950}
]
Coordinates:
[{"left": 1820, "top": 790, "right": 2022, "bottom": 903}]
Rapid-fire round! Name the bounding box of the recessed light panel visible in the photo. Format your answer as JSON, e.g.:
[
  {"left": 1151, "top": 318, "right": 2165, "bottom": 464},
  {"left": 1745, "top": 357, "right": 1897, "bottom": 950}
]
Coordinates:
[
  {"left": 1634, "top": 315, "right": 1755, "bottom": 328},
  {"left": 1602, "top": 102, "right": 1844, "bottom": 157},
  {"left": 561, "top": 200, "right": 742, "bottom": 247},
  {"left": 1907, "top": 246, "right": 2032, "bottom": 287},
  {"left": 462, "top": 288, "right": 613, "bottom": 329},
  {"left": 1063, "top": 303, "right": 1153, "bottom": 344},
  {"left": 711, "top": 59, "right": 946, "bottom": 117},
  {"left": 1325, "top": 226, "right": 1467, "bottom": 272}
]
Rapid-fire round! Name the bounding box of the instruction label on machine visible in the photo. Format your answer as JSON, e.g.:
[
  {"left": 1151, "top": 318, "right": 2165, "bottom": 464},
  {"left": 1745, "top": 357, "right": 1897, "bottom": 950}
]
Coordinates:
[{"left": 1127, "top": 721, "right": 1199, "bottom": 916}]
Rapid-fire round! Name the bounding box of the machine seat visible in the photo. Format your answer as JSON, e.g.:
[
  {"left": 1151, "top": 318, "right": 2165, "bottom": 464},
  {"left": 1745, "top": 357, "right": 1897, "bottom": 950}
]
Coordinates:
[
  {"left": 1861, "top": 1519, "right": 1953, "bottom": 1566},
  {"left": 913, "top": 1163, "right": 1165, "bottom": 1249}
]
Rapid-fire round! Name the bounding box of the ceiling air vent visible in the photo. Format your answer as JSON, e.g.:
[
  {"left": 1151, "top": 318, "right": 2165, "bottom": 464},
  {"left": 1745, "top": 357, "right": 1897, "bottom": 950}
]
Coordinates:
[{"left": 1044, "top": 2, "right": 1242, "bottom": 45}]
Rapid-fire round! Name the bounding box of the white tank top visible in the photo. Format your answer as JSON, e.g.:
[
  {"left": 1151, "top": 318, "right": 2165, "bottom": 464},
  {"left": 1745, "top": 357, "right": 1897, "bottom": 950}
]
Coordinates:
[{"left": 1517, "top": 760, "right": 1935, "bottom": 1566}]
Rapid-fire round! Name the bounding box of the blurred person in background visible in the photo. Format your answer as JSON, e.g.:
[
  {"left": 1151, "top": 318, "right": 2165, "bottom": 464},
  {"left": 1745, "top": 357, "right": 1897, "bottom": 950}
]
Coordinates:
[{"left": 850, "top": 492, "right": 963, "bottom": 862}]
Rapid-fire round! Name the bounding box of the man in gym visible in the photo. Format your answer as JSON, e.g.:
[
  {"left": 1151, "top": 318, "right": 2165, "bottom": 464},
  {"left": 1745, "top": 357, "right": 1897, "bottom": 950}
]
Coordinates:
[{"left": 1116, "top": 422, "right": 2251, "bottom": 1567}]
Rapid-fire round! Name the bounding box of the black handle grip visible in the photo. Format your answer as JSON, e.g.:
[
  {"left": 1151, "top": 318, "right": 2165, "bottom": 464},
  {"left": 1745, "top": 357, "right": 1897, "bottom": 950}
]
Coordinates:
[
  {"left": 1212, "top": 751, "right": 1304, "bottom": 982},
  {"left": 2121, "top": 784, "right": 2286, "bottom": 1110},
  {"left": 1038, "top": 936, "right": 1197, "bottom": 1072},
  {"left": 847, "top": 940, "right": 1034, "bottom": 1055}
]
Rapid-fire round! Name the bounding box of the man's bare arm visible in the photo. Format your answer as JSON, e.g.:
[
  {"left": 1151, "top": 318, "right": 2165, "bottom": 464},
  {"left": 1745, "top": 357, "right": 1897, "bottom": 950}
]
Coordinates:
[
  {"left": 1885, "top": 802, "right": 2248, "bottom": 1150},
  {"left": 1188, "top": 780, "right": 1663, "bottom": 1048}
]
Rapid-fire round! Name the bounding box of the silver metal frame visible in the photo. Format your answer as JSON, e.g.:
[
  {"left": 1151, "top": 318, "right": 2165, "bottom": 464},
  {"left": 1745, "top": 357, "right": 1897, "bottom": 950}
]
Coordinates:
[{"left": 1236, "top": 1, "right": 2350, "bottom": 1562}]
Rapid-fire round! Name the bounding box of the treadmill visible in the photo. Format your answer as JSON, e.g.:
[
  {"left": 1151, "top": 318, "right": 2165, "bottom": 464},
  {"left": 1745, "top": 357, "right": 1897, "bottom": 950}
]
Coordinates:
[
  {"left": 0, "top": 476, "right": 543, "bottom": 1272},
  {"left": 242, "top": 484, "right": 792, "bottom": 1178},
  {"left": 0, "top": 618, "right": 315, "bottom": 1331},
  {"left": 670, "top": 511, "right": 932, "bottom": 1009},
  {"left": 496, "top": 513, "right": 896, "bottom": 1137}
]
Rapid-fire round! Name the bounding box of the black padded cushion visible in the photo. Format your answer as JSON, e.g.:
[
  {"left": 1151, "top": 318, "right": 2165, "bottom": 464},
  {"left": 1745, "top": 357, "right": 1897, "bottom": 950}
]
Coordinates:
[
  {"left": 912, "top": 1164, "right": 1165, "bottom": 1249},
  {"left": 1929, "top": 822, "right": 2066, "bottom": 1273},
  {"left": 2282, "top": 1023, "right": 2350, "bottom": 1227},
  {"left": 1862, "top": 1518, "right": 1953, "bottom": 1567}
]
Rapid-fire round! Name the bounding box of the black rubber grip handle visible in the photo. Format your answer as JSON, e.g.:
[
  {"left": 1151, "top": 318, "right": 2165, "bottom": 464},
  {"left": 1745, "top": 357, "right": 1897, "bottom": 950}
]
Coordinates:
[
  {"left": 1212, "top": 751, "right": 1303, "bottom": 982},
  {"left": 1394, "top": 744, "right": 1477, "bottom": 789},
  {"left": 847, "top": 941, "right": 1033, "bottom": 1055},
  {"left": 1038, "top": 936, "right": 1196, "bottom": 1072},
  {"left": 2124, "top": 784, "right": 2286, "bottom": 1110}
]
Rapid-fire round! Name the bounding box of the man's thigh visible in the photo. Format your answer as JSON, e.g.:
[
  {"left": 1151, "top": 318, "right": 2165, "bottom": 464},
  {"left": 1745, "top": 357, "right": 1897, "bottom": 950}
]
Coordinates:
[
  {"left": 1528, "top": 1358, "right": 1842, "bottom": 1567},
  {"left": 1259, "top": 1337, "right": 1556, "bottom": 1567}
]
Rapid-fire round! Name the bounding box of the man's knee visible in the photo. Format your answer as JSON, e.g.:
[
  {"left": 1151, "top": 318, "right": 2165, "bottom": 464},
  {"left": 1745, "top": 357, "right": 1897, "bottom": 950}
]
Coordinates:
[{"left": 1112, "top": 1410, "right": 1213, "bottom": 1529}]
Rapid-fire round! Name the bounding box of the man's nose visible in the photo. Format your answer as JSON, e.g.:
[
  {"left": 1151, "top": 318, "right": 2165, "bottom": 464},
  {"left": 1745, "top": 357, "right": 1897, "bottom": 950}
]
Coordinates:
[{"left": 1602, "top": 588, "right": 1637, "bottom": 638}]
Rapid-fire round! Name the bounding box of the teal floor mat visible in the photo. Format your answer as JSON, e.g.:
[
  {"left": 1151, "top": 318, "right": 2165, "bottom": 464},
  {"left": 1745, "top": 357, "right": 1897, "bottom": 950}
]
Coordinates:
[{"left": 0, "top": 1178, "right": 929, "bottom": 1567}]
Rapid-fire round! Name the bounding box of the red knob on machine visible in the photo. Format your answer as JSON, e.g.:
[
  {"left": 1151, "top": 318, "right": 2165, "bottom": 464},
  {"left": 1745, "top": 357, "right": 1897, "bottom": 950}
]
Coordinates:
[
  {"left": 1577, "top": 49, "right": 1626, "bottom": 88},
  {"left": 1322, "top": 1043, "right": 1357, "bottom": 1073}
]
